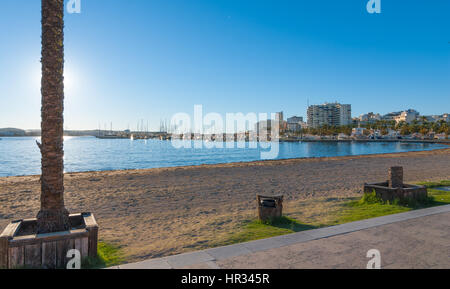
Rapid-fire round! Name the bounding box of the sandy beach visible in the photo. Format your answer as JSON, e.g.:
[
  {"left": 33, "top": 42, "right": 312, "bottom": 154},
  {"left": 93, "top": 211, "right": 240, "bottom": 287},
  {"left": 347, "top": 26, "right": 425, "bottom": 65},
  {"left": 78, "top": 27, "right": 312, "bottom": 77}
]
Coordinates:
[{"left": 1, "top": 148, "right": 449, "bottom": 262}]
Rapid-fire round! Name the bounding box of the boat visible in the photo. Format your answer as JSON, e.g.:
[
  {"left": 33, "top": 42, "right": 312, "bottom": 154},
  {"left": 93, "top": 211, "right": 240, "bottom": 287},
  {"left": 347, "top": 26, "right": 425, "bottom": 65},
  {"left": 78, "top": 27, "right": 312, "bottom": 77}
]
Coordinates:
[{"left": 95, "top": 134, "right": 129, "bottom": 139}]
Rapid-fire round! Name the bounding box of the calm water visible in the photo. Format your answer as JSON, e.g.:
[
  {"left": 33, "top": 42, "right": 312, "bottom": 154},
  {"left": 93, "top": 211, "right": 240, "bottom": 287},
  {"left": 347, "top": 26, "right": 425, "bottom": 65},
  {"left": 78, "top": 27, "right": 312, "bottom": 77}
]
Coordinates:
[{"left": 0, "top": 136, "right": 446, "bottom": 177}]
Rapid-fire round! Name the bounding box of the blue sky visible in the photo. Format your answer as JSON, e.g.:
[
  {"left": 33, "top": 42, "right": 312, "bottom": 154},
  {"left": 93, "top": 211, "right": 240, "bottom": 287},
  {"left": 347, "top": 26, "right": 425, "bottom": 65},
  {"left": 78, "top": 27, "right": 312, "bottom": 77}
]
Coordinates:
[{"left": 0, "top": 0, "right": 449, "bottom": 130}]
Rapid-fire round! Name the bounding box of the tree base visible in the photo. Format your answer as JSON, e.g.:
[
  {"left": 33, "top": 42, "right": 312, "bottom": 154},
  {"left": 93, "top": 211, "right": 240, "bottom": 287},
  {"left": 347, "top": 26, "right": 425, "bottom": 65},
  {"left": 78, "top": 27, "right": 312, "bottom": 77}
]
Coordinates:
[
  {"left": 36, "top": 208, "right": 71, "bottom": 234},
  {"left": 0, "top": 213, "right": 98, "bottom": 269}
]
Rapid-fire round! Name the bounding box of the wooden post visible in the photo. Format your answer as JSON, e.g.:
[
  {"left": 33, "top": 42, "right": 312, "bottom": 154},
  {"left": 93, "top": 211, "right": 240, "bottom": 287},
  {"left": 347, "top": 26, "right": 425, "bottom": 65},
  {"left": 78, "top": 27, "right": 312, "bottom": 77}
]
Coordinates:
[
  {"left": 0, "top": 237, "right": 8, "bottom": 268},
  {"left": 83, "top": 213, "right": 99, "bottom": 258},
  {"left": 0, "top": 220, "right": 22, "bottom": 268}
]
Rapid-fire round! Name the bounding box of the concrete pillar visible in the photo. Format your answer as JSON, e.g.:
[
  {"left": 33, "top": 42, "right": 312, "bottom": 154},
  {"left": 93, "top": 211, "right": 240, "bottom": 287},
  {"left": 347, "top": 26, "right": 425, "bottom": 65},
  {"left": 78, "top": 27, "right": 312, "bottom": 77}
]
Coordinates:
[{"left": 389, "top": 166, "right": 403, "bottom": 188}]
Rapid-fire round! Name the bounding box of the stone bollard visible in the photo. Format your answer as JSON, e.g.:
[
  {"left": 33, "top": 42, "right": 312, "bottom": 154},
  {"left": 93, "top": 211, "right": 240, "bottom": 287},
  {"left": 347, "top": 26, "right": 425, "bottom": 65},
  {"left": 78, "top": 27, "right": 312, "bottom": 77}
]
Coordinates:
[
  {"left": 389, "top": 166, "right": 404, "bottom": 189},
  {"left": 257, "top": 194, "right": 283, "bottom": 221}
]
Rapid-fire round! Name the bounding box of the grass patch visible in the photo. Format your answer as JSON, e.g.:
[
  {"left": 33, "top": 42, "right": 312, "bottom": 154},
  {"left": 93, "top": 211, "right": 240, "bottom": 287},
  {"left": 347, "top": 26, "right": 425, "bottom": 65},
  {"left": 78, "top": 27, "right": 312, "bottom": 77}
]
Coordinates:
[
  {"left": 334, "top": 192, "right": 411, "bottom": 224},
  {"left": 428, "top": 188, "right": 450, "bottom": 204},
  {"left": 218, "top": 216, "right": 317, "bottom": 246},
  {"left": 417, "top": 180, "right": 450, "bottom": 188},
  {"left": 414, "top": 180, "right": 450, "bottom": 207},
  {"left": 82, "top": 242, "right": 124, "bottom": 269}
]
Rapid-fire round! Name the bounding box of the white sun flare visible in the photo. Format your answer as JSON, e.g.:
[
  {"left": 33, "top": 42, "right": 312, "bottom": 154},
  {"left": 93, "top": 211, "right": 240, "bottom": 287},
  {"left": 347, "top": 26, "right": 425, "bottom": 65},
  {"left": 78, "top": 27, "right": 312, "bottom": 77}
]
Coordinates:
[{"left": 33, "top": 66, "right": 77, "bottom": 93}]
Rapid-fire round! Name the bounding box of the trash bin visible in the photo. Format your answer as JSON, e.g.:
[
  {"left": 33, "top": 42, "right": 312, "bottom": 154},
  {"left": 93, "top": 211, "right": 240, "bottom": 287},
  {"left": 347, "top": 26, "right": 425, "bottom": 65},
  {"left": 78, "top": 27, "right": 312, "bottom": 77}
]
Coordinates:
[{"left": 257, "top": 194, "right": 283, "bottom": 221}]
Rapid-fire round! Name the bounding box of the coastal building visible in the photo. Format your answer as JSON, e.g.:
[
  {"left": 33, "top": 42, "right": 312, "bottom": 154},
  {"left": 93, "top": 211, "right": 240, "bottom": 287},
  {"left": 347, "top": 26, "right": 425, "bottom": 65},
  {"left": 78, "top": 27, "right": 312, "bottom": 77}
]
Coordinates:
[
  {"left": 287, "top": 116, "right": 304, "bottom": 132},
  {"left": 307, "top": 102, "right": 352, "bottom": 128},
  {"left": 287, "top": 116, "right": 303, "bottom": 124},
  {"left": 275, "top": 112, "right": 284, "bottom": 123},
  {"left": 423, "top": 113, "right": 449, "bottom": 123},
  {"left": 276, "top": 112, "right": 287, "bottom": 133},
  {"left": 423, "top": 115, "right": 439, "bottom": 122},
  {"left": 444, "top": 113, "right": 450, "bottom": 122},
  {"left": 359, "top": 112, "right": 381, "bottom": 123},
  {"left": 393, "top": 109, "right": 419, "bottom": 124},
  {"left": 382, "top": 111, "right": 402, "bottom": 121}
]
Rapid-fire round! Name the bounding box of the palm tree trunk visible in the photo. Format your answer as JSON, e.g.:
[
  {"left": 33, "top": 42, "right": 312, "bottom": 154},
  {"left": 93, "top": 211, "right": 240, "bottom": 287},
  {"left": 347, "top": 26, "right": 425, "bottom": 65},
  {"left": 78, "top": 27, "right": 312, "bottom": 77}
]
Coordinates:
[{"left": 37, "top": 0, "right": 70, "bottom": 234}]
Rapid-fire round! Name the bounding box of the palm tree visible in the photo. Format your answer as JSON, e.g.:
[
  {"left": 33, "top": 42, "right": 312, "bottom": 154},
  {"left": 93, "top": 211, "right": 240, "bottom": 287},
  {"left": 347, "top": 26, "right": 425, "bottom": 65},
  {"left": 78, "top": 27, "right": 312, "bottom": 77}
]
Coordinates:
[
  {"left": 420, "top": 116, "right": 428, "bottom": 124},
  {"left": 36, "top": 0, "right": 70, "bottom": 233}
]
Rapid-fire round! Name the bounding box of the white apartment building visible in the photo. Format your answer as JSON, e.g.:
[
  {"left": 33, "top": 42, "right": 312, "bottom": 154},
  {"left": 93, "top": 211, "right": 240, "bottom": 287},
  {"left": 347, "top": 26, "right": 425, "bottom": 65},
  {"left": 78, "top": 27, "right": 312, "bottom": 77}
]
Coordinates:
[
  {"left": 307, "top": 102, "right": 352, "bottom": 128},
  {"left": 359, "top": 112, "right": 382, "bottom": 123},
  {"left": 393, "top": 109, "right": 419, "bottom": 124}
]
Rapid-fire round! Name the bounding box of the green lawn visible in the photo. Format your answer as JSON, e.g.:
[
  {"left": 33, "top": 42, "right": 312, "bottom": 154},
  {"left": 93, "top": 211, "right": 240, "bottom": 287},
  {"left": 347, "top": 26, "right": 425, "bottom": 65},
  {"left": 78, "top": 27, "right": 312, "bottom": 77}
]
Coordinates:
[{"left": 334, "top": 197, "right": 411, "bottom": 224}]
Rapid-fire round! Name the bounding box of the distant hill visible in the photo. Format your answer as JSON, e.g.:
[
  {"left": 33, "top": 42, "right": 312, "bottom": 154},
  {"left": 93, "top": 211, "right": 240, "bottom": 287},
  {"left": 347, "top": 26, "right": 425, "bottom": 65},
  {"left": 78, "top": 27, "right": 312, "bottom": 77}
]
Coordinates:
[
  {"left": 0, "top": 128, "right": 26, "bottom": 136},
  {"left": 0, "top": 128, "right": 120, "bottom": 137}
]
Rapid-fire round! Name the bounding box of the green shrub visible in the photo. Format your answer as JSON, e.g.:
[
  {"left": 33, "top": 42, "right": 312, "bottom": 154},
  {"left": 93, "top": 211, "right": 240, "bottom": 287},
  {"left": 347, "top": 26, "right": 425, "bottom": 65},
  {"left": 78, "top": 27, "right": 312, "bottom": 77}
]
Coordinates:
[{"left": 358, "top": 191, "right": 383, "bottom": 205}]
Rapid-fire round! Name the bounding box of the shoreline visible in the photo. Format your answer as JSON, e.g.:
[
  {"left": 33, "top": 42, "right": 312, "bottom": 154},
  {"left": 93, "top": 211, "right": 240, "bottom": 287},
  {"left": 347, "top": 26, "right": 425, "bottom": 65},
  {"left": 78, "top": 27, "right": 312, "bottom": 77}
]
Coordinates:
[
  {"left": 280, "top": 139, "right": 450, "bottom": 144},
  {"left": 2, "top": 135, "right": 450, "bottom": 146},
  {"left": 1, "top": 147, "right": 449, "bottom": 179},
  {"left": 2, "top": 134, "right": 450, "bottom": 146}
]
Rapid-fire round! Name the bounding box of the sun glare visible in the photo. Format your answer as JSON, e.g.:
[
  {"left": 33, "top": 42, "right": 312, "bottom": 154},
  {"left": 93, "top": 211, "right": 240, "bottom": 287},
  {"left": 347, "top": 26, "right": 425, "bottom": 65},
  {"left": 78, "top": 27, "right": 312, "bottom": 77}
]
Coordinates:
[
  {"left": 32, "top": 65, "right": 77, "bottom": 93},
  {"left": 64, "top": 68, "right": 75, "bottom": 92}
]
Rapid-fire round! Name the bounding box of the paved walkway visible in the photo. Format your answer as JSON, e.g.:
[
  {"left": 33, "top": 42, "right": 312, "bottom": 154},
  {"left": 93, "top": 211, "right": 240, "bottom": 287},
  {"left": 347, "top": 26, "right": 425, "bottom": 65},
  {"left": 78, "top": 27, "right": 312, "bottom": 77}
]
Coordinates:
[{"left": 112, "top": 205, "right": 450, "bottom": 269}]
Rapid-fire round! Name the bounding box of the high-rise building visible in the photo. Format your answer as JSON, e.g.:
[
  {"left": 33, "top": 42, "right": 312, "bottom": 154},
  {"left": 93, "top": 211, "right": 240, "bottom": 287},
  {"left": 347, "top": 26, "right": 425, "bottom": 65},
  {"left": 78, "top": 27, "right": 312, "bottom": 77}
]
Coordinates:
[
  {"left": 307, "top": 102, "right": 352, "bottom": 128},
  {"left": 275, "top": 112, "right": 284, "bottom": 122}
]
